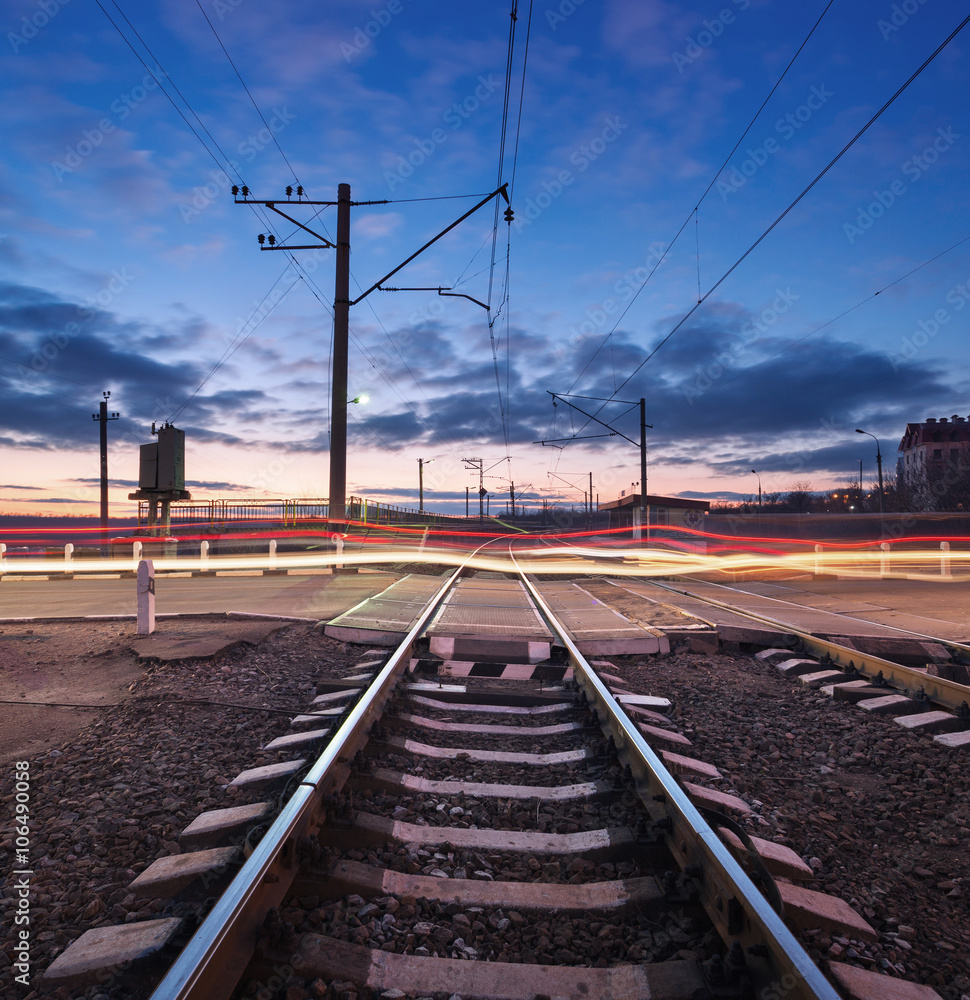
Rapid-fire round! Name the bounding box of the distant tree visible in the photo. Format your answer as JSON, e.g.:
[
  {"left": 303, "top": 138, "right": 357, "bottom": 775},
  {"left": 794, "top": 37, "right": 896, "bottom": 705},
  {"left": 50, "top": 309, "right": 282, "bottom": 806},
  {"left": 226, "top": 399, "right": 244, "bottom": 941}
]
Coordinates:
[{"left": 783, "top": 480, "right": 814, "bottom": 513}]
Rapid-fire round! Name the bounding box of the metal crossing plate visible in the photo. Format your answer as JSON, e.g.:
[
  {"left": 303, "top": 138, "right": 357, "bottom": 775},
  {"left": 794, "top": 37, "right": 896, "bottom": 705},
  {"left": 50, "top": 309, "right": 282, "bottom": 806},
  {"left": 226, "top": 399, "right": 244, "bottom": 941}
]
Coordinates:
[
  {"left": 532, "top": 581, "right": 669, "bottom": 655},
  {"left": 325, "top": 574, "right": 445, "bottom": 640},
  {"left": 428, "top": 578, "right": 551, "bottom": 640}
]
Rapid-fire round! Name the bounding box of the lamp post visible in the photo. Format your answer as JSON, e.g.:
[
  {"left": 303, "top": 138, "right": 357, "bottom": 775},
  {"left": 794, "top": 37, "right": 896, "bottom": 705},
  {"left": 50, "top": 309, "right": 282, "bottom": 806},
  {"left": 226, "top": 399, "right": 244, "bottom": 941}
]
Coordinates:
[
  {"left": 418, "top": 458, "right": 434, "bottom": 512},
  {"left": 751, "top": 469, "right": 762, "bottom": 511},
  {"left": 855, "top": 429, "right": 884, "bottom": 515}
]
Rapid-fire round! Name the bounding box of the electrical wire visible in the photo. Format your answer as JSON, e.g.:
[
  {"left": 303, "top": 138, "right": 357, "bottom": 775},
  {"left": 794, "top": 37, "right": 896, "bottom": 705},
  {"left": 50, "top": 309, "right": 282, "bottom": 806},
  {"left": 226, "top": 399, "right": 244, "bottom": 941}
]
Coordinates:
[
  {"left": 563, "top": 8, "right": 970, "bottom": 445},
  {"left": 566, "top": 0, "right": 836, "bottom": 394},
  {"left": 609, "top": 9, "right": 970, "bottom": 400},
  {"left": 169, "top": 270, "right": 300, "bottom": 424},
  {"left": 195, "top": 3, "right": 477, "bottom": 453},
  {"left": 707, "top": 231, "right": 970, "bottom": 396},
  {"left": 508, "top": 0, "right": 534, "bottom": 198},
  {"left": 195, "top": 0, "right": 304, "bottom": 190}
]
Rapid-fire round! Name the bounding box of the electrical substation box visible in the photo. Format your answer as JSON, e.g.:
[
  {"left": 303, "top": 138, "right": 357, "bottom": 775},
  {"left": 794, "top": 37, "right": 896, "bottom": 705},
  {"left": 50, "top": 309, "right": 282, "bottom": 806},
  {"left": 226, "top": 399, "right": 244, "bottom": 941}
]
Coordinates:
[{"left": 138, "top": 425, "right": 185, "bottom": 491}]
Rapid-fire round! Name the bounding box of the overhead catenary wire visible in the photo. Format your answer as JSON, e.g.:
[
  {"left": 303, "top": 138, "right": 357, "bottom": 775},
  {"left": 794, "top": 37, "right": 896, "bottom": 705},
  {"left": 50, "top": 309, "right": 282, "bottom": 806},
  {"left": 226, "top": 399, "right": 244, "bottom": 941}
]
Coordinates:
[
  {"left": 607, "top": 9, "right": 970, "bottom": 402},
  {"left": 169, "top": 269, "right": 301, "bottom": 424},
  {"left": 566, "top": 0, "right": 836, "bottom": 394},
  {"left": 706, "top": 231, "right": 970, "bottom": 397},
  {"left": 106, "top": 0, "right": 426, "bottom": 447},
  {"left": 195, "top": 3, "right": 488, "bottom": 454},
  {"left": 195, "top": 0, "right": 304, "bottom": 190},
  {"left": 562, "top": 7, "right": 970, "bottom": 449}
]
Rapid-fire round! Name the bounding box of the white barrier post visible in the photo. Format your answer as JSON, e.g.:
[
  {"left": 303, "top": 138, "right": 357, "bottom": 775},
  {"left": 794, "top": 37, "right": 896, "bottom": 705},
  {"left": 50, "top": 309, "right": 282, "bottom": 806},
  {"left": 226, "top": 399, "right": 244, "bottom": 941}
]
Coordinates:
[
  {"left": 941, "top": 540, "right": 951, "bottom": 578},
  {"left": 269, "top": 539, "right": 278, "bottom": 570},
  {"left": 64, "top": 542, "right": 74, "bottom": 564},
  {"left": 333, "top": 533, "right": 344, "bottom": 570},
  {"left": 879, "top": 541, "right": 890, "bottom": 577},
  {"left": 137, "top": 559, "right": 155, "bottom": 634},
  {"left": 200, "top": 539, "right": 209, "bottom": 571},
  {"left": 813, "top": 543, "right": 822, "bottom": 576},
  {"left": 133, "top": 540, "right": 143, "bottom": 564}
]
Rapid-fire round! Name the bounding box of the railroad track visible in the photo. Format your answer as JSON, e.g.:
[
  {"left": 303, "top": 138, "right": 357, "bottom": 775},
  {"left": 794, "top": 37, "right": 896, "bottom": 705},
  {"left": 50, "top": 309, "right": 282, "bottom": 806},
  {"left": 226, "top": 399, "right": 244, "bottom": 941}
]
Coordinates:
[{"left": 40, "top": 541, "right": 964, "bottom": 1000}]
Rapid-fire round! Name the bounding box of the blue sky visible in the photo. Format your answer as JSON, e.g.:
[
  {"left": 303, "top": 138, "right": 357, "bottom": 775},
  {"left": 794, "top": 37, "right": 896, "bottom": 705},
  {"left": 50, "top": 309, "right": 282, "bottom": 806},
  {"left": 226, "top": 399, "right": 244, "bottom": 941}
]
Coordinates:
[{"left": 1, "top": 0, "right": 969, "bottom": 515}]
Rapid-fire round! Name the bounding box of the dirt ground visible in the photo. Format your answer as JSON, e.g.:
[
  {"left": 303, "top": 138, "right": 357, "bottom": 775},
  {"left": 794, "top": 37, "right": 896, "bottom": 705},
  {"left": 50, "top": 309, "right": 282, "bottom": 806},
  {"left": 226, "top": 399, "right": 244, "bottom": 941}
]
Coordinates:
[{"left": 0, "top": 617, "right": 290, "bottom": 766}]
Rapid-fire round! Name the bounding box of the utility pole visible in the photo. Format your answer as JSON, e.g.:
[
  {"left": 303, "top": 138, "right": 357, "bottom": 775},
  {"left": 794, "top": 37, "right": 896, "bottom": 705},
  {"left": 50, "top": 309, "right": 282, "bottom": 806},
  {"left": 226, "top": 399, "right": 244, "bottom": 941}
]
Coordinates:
[
  {"left": 510, "top": 482, "right": 515, "bottom": 521},
  {"left": 465, "top": 486, "right": 469, "bottom": 518},
  {"left": 235, "top": 182, "right": 509, "bottom": 528},
  {"left": 418, "top": 457, "right": 434, "bottom": 512},
  {"left": 538, "top": 392, "right": 650, "bottom": 545},
  {"left": 331, "top": 183, "right": 351, "bottom": 523},
  {"left": 639, "top": 398, "right": 648, "bottom": 541},
  {"left": 91, "top": 392, "right": 119, "bottom": 546},
  {"left": 462, "top": 457, "right": 484, "bottom": 521}
]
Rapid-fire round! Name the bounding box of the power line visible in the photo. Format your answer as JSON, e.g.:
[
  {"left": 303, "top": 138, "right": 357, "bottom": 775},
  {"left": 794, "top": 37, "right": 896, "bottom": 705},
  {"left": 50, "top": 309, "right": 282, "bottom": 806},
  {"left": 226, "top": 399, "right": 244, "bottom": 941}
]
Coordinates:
[
  {"left": 169, "top": 270, "right": 300, "bottom": 424},
  {"left": 561, "top": 7, "right": 970, "bottom": 444},
  {"left": 609, "top": 9, "right": 970, "bottom": 400},
  {"left": 194, "top": 0, "right": 304, "bottom": 190},
  {"left": 707, "top": 231, "right": 970, "bottom": 396},
  {"left": 567, "top": 0, "right": 836, "bottom": 393}
]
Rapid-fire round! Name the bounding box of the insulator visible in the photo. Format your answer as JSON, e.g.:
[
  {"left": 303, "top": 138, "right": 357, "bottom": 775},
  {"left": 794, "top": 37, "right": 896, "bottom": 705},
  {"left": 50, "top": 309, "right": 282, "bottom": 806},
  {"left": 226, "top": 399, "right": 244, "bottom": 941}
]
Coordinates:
[
  {"left": 241, "top": 185, "right": 249, "bottom": 196},
  {"left": 286, "top": 186, "right": 293, "bottom": 197},
  {"left": 231, "top": 185, "right": 239, "bottom": 196},
  {"left": 296, "top": 186, "right": 304, "bottom": 197},
  {"left": 503, "top": 206, "right": 514, "bottom": 223},
  {"left": 257, "top": 234, "right": 265, "bottom": 244},
  {"left": 267, "top": 234, "right": 276, "bottom": 245}
]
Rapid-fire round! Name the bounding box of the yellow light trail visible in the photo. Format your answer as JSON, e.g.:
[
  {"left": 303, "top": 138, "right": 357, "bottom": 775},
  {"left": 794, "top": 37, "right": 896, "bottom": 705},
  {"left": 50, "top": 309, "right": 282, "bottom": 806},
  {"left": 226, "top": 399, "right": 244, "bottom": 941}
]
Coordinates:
[{"left": 2, "top": 541, "right": 969, "bottom": 581}]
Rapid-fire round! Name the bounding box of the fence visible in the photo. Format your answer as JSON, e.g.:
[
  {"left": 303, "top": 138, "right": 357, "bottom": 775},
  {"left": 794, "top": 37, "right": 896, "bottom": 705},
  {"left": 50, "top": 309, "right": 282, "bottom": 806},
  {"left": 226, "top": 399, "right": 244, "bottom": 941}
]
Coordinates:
[{"left": 133, "top": 496, "right": 470, "bottom": 532}]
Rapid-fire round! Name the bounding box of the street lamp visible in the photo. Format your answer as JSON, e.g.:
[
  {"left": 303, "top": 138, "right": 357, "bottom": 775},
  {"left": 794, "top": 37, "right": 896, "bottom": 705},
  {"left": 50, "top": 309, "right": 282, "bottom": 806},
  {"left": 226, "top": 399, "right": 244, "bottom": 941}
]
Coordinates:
[
  {"left": 418, "top": 457, "right": 434, "bottom": 512},
  {"left": 855, "top": 429, "right": 884, "bottom": 515},
  {"left": 751, "top": 469, "right": 762, "bottom": 511}
]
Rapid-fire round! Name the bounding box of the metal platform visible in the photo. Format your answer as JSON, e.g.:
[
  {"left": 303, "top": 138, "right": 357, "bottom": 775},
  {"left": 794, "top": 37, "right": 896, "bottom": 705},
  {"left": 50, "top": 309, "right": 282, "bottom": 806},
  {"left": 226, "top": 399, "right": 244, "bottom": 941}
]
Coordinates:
[
  {"left": 536, "top": 582, "right": 670, "bottom": 655},
  {"left": 324, "top": 574, "right": 446, "bottom": 645},
  {"left": 427, "top": 578, "right": 552, "bottom": 662}
]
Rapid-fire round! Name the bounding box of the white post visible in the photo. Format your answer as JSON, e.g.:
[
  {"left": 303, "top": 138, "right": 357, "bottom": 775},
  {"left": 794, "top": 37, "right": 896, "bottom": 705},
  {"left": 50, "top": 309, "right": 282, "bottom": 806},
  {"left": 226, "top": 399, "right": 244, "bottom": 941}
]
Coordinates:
[
  {"left": 133, "top": 540, "right": 143, "bottom": 564},
  {"left": 137, "top": 559, "right": 155, "bottom": 635},
  {"left": 333, "top": 533, "right": 344, "bottom": 570},
  {"left": 64, "top": 542, "right": 74, "bottom": 564},
  {"left": 941, "top": 540, "right": 951, "bottom": 578},
  {"left": 879, "top": 541, "right": 890, "bottom": 577},
  {"left": 200, "top": 539, "right": 209, "bottom": 571},
  {"left": 813, "top": 543, "right": 822, "bottom": 576},
  {"left": 268, "top": 538, "right": 277, "bottom": 570},
  {"left": 419, "top": 528, "right": 430, "bottom": 552}
]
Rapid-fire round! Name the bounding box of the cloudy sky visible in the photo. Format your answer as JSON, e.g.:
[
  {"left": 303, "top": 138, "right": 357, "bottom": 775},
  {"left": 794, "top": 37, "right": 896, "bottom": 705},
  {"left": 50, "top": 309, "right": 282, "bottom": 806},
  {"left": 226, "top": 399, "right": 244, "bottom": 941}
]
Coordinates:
[{"left": 2, "top": 0, "right": 969, "bottom": 516}]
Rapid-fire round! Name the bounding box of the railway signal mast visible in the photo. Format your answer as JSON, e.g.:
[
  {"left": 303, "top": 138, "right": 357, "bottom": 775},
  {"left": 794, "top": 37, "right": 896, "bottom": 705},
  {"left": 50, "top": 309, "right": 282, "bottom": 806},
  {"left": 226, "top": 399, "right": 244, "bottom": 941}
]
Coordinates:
[{"left": 537, "top": 392, "right": 651, "bottom": 543}]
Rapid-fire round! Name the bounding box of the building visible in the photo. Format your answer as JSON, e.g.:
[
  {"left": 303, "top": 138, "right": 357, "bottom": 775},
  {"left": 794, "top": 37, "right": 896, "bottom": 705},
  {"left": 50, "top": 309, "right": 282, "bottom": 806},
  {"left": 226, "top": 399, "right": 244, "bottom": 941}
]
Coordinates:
[
  {"left": 598, "top": 492, "right": 710, "bottom": 530},
  {"left": 898, "top": 415, "right": 970, "bottom": 485}
]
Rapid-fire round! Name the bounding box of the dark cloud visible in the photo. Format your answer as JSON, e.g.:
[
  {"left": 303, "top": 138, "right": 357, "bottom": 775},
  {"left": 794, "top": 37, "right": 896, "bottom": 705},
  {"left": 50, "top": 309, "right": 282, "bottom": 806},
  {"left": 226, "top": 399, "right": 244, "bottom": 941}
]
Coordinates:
[{"left": 0, "top": 281, "right": 274, "bottom": 449}]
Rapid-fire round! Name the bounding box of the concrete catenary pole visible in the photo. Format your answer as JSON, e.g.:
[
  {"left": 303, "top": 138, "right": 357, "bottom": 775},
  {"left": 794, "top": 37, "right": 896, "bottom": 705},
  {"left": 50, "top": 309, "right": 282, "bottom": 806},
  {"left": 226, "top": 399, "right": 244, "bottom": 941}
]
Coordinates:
[{"left": 330, "top": 183, "right": 351, "bottom": 524}]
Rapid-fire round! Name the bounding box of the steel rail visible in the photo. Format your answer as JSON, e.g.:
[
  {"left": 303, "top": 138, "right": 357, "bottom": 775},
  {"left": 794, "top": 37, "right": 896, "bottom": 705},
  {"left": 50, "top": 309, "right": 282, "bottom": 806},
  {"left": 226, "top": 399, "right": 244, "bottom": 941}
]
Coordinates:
[
  {"left": 640, "top": 578, "right": 970, "bottom": 711},
  {"left": 507, "top": 546, "right": 841, "bottom": 1000},
  {"left": 148, "top": 564, "right": 467, "bottom": 1000}
]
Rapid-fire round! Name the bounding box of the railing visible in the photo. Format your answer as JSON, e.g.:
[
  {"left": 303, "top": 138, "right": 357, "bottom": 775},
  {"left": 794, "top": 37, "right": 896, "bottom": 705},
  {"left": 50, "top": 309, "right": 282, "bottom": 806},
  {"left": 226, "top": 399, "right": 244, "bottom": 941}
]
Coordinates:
[{"left": 133, "top": 496, "right": 469, "bottom": 531}]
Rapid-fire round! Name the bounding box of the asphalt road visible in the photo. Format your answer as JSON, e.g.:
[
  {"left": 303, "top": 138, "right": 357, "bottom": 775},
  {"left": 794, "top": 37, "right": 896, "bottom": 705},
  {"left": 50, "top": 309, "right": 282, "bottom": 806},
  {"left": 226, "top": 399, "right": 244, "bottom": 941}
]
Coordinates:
[{"left": 0, "top": 571, "right": 401, "bottom": 620}]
